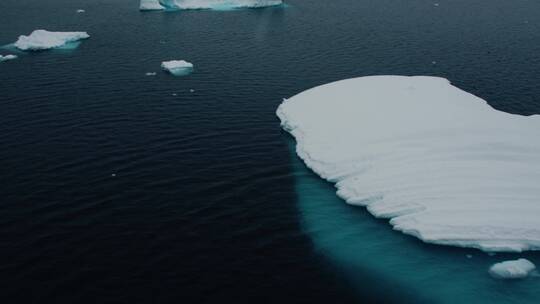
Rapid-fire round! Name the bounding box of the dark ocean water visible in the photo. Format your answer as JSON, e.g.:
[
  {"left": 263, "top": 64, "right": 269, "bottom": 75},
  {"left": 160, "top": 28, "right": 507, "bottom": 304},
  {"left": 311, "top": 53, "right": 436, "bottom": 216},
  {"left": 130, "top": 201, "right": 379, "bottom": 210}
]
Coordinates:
[{"left": 1, "top": 0, "right": 540, "bottom": 303}]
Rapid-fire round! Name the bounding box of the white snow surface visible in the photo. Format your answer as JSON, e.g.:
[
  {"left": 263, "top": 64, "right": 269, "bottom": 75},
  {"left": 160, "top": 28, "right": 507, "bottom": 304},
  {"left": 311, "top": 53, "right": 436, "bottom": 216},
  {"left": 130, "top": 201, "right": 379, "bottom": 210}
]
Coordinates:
[
  {"left": 14, "top": 30, "right": 90, "bottom": 51},
  {"left": 161, "top": 60, "right": 193, "bottom": 76},
  {"left": 152, "top": 0, "right": 282, "bottom": 10},
  {"left": 0, "top": 55, "right": 18, "bottom": 62},
  {"left": 489, "top": 259, "right": 536, "bottom": 279},
  {"left": 277, "top": 76, "right": 540, "bottom": 252},
  {"left": 140, "top": 0, "right": 165, "bottom": 10}
]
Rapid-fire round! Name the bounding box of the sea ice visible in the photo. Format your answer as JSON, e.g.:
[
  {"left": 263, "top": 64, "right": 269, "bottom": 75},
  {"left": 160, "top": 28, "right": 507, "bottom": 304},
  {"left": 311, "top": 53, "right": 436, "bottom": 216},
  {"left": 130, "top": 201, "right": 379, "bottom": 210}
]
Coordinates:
[
  {"left": 76, "top": 9, "right": 85, "bottom": 13},
  {"left": 161, "top": 60, "right": 193, "bottom": 76},
  {"left": 277, "top": 76, "right": 540, "bottom": 252},
  {"left": 140, "top": 0, "right": 165, "bottom": 10},
  {"left": 14, "top": 30, "right": 90, "bottom": 51},
  {"left": 489, "top": 259, "right": 536, "bottom": 279},
  {"left": 145, "top": 0, "right": 282, "bottom": 10},
  {"left": 0, "top": 54, "right": 18, "bottom": 62}
]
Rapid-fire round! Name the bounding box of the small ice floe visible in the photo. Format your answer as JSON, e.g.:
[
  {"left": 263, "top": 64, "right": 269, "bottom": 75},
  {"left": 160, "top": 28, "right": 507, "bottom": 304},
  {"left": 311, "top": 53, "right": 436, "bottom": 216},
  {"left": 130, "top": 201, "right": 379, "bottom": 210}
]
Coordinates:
[
  {"left": 140, "top": 0, "right": 165, "bottom": 11},
  {"left": 145, "top": 72, "right": 157, "bottom": 76},
  {"left": 466, "top": 254, "right": 473, "bottom": 259},
  {"left": 172, "top": 93, "right": 177, "bottom": 96},
  {"left": 161, "top": 60, "right": 193, "bottom": 76},
  {"left": 0, "top": 54, "right": 18, "bottom": 62},
  {"left": 76, "top": 9, "right": 85, "bottom": 13},
  {"left": 432, "top": 61, "right": 437, "bottom": 65},
  {"left": 489, "top": 259, "right": 536, "bottom": 279},
  {"left": 143, "top": 0, "right": 283, "bottom": 10},
  {"left": 189, "top": 89, "right": 195, "bottom": 93},
  {"left": 14, "top": 30, "right": 90, "bottom": 51},
  {"left": 434, "top": 3, "right": 439, "bottom": 7},
  {"left": 111, "top": 173, "right": 117, "bottom": 177}
]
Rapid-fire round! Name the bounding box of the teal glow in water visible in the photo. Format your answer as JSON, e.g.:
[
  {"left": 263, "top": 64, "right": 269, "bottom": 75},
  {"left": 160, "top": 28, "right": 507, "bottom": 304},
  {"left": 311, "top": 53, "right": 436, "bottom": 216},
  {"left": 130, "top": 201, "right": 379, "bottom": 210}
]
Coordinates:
[
  {"left": 1, "top": 41, "right": 82, "bottom": 53},
  {"left": 166, "top": 67, "right": 194, "bottom": 76},
  {"left": 55, "top": 41, "right": 82, "bottom": 50},
  {"left": 1, "top": 44, "right": 25, "bottom": 54},
  {"left": 288, "top": 139, "right": 540, "bottom": 303}
]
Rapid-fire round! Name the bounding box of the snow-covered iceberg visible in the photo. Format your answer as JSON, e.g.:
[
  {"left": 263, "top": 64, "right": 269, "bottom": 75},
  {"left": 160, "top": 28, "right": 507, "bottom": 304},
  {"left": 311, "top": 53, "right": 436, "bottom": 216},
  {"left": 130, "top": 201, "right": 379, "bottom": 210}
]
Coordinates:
[
  {"left": 277, "top": 76, "right": 540, "bottom": 252},
  {"left": 142, "top": 0, "right": 282, "bottom": 10},
  {"left": 14, "top": 30, "right": 90, "bottom": 51},
  {"left": 489, "top": 259, "right": 536, "bottom": 279},
  {"left": 140, "top": 0, "right": 165, "bottom": 10},
  {"left": 0, "top": 54, "right": 18, "bottom": 62},
  {"left": 161, "top": 60, "right": 193, "bottom": 76}
]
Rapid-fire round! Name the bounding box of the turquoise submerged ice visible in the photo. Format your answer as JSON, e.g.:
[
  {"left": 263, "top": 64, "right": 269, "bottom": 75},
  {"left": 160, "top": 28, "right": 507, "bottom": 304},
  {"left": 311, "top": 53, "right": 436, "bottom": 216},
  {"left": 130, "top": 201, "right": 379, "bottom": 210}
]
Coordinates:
[
  {"left": 140, "top": 0, "right": 282, "bottom": 10},
  {"left": 282, "top": 75, "right": 540, "bottom": 303},
  {"left": 278, "top": 76, "right": 540, "bottom": 253},
  {"left": 290, "top": 148, "right": 540, "bottom": 303}
]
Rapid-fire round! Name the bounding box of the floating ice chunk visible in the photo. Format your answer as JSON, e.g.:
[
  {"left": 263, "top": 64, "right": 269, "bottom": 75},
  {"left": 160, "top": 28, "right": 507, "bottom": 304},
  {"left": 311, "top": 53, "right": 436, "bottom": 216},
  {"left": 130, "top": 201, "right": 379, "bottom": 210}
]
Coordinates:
[
  {"left": 0, "top": 54, "right": 18, "bottom": 62},
  {"left": 161, "top": 60, "right": 193, "bottom": 76},
  {"left": 156, "top": 0, "right": 282, "bottom": 10},
  {"left": 140, "top": 0, "right": 165, "bottom": 10},
  {"left": 145, "top": 72, "right": 157, "bottom": 76},
  {"left": 277, "top": 76, "right": 540, "bottom": 252},
  {"left": 76, "top": 9, "right": 85, "bottom": 13},
  {"left": 489, "top": 259, "right": 536, "bottom": 279},
  {"left": 14, "top": 30, "right": 89, "bottom": 51}
]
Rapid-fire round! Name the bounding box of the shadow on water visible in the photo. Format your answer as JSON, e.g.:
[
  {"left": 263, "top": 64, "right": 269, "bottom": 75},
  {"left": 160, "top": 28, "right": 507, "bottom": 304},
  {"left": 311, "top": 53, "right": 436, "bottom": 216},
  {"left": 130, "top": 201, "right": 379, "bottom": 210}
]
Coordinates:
[{"left": 285, "top": 134, "right": 540, "bottom": 304}]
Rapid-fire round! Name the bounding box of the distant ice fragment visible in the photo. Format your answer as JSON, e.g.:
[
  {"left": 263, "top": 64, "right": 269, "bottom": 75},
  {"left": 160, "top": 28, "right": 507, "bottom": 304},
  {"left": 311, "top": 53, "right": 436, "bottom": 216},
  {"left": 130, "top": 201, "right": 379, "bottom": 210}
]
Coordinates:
[
  {"left": 277, "top": 76, "right": 540, "bottom": 252},
  {"left": 489, "top": 259, "right": 536, "bottom": 279},
  {"left": 76, "top": 9, "right": 85, "bottom": 13},
  {"left": 148, "top": 0, "right": 282, "bottom": 10},
  {"left": 145, "top": 72, "right": 157, "bottom": 76},
  {"left": 140, "top": 0, "right": 165, "bottom": 10},
  {"left": 0, "top": 54, "right": 18, "bottom": 62},
  {"left": 14, "top": 30, "right": 90, "bottom": 51},
  {"left": 161, "top": 60, "right": 193, "bottom": 76}
]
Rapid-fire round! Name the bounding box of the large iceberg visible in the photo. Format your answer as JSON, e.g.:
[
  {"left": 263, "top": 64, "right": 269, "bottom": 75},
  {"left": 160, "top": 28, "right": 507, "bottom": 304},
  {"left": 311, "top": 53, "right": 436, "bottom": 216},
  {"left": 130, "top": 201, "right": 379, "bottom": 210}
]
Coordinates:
[
  {"left": 489, "top": 259, "right": 536, "bottom": 279},
  {"left": 14, "top": 30, "right": 90, "bottom": 51},
  {"left": 141, "top": 0, "right": 282, "bottom": 10},
  {"left": 277, "top": 76, "right": 540, "bottom": 252}
]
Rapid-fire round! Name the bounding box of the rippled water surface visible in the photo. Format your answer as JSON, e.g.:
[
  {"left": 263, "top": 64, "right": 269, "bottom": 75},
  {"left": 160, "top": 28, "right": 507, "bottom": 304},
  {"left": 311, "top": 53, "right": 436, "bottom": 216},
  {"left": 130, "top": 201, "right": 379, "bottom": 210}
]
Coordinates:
[{"left": 1, "top": 0, "right": 540, "bottom": 303}]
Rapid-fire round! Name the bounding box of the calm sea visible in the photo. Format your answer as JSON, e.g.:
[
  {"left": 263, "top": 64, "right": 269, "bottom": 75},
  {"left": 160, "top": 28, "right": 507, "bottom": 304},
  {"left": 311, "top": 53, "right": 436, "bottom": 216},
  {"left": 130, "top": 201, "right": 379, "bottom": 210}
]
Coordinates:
[{"left": 1, "top": 0, "right": 540, "bottom": 303}]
